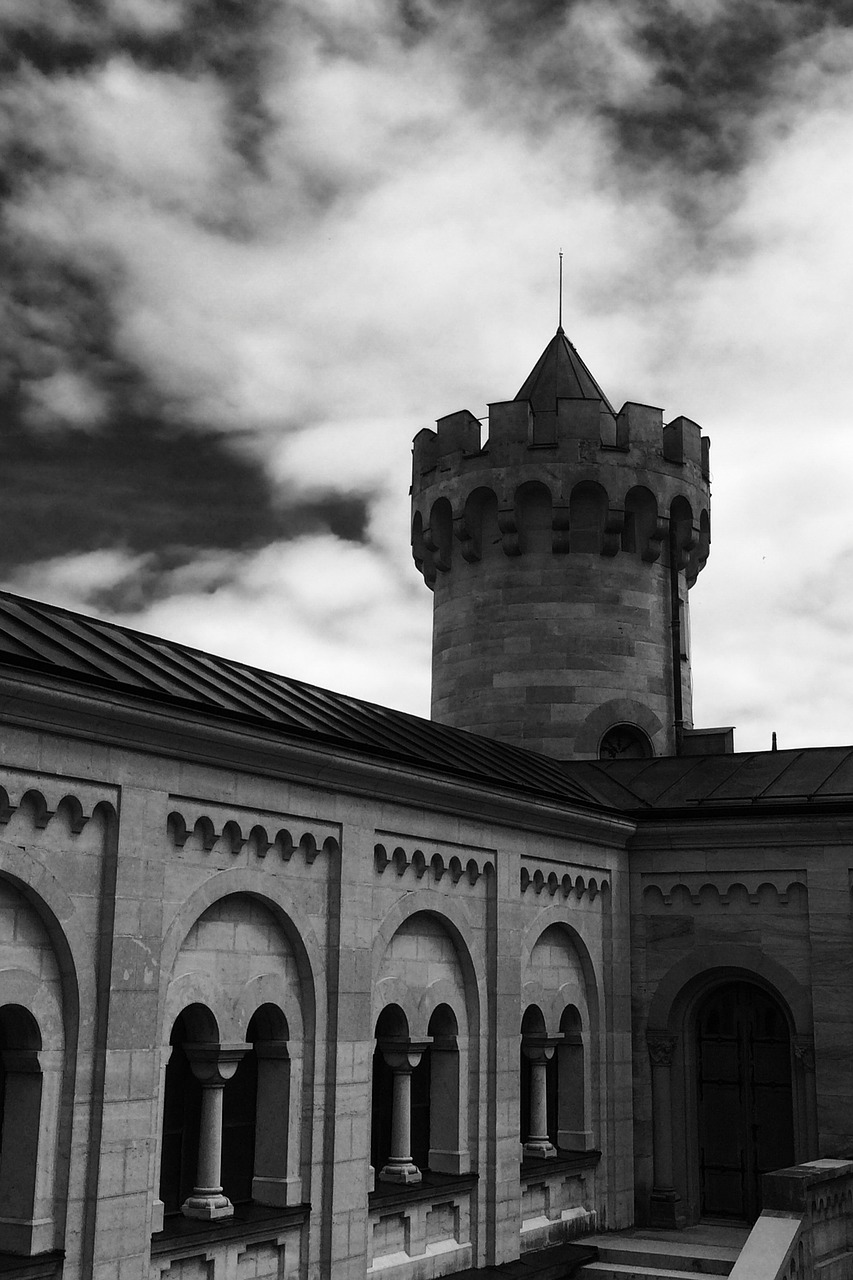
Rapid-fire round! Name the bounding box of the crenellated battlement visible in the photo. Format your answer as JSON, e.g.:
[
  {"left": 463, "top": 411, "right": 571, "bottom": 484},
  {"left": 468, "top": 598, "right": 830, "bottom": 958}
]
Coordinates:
[{"left": 412, "top": 391, "right": 711, "bottom": 590}]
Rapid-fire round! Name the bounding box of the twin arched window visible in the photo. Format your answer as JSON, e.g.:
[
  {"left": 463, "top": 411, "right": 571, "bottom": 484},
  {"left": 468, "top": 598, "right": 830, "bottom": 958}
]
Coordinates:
[
  {"left": 371, "top": 1002, "right": 465, "bottom": 1187},
  {"left": 520, "top": 1004, "right": 589, "bottom": 1158},
  {"left": 159, "top": 1002, "right": 293, "bottom": 1221}
]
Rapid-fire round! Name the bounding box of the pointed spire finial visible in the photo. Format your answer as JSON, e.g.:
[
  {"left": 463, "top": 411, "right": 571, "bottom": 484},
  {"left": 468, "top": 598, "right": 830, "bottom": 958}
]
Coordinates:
[{"left": 558, "top": 249, "right": 564, "bottom": 333}]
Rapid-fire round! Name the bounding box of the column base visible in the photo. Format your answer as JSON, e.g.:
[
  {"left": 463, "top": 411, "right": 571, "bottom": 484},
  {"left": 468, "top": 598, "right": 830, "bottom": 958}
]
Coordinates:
[
  {"left": 523, "top": 1139, "right": 557, "bottom": 1160},
  {"left": 182, "top": 1193, "right": 234, "bottom": 1220},
  {"left": 649, "top": 1188, "right": 685, "bottom": 1229},
  {"left": 378, "top": 1162, "right": 422, "bottom": 1185}
]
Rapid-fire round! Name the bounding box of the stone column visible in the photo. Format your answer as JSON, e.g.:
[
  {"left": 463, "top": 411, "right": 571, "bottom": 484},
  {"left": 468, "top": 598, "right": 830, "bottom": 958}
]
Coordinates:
[
  {"left": 182, "top": 1043, "right": 249, "bottom": 1220},
  {"left": 647, "top": 1031, "right": 682, "bottom": 1228},
  {"left": 378, "top": 1039, "right": 429, "bottom": 1185},
  {"left": 522, "top": 1036, "right": 559, "bottom": 1159}
]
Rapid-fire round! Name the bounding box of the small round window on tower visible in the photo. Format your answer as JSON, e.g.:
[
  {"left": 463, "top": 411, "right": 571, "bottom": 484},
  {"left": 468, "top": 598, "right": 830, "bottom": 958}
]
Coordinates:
[{"left": 598, "top": 724, "right": 653, "bottom": 760}]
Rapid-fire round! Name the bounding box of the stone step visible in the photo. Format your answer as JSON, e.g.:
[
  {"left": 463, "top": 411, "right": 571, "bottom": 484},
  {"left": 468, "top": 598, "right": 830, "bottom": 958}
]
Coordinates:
[
  {"left": 577, "top": 1232, "right": 740, "bottom": 1280},
  {"left": 583, "top": 1247, "right": 734, "bottom": 1275},
  {"left": 580, "top": 1265, "right": 730, "bottom": 1280}
]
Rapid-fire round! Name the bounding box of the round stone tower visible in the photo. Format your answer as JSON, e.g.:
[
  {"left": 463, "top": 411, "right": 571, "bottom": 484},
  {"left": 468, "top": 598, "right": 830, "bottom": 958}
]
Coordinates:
[{"left": 411, "top": 328, "right": 711, "bottom": 760}]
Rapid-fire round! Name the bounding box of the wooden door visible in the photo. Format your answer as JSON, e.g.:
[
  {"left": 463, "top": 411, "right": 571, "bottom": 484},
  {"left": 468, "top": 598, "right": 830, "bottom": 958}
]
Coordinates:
[{"left": 696, "top": 982, "right": 794, "bottom": 1221}]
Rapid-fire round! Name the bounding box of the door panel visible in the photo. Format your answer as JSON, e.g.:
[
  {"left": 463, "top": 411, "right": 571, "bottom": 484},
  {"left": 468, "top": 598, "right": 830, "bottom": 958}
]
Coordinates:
[{"left": 696, "top": 983, "right": 794, "bottom": 1221}]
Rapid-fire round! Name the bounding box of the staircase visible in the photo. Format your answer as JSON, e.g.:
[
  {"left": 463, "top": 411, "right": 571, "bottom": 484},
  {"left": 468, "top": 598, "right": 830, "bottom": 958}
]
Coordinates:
[{"left": 577, "top": 1225, "right": 748, "bottom": 1280}]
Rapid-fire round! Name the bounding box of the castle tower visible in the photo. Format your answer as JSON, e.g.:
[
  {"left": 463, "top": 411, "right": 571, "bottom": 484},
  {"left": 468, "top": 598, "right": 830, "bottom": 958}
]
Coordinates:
[{"left": 411, "top": 328, "right": 711, "bottom": 760}]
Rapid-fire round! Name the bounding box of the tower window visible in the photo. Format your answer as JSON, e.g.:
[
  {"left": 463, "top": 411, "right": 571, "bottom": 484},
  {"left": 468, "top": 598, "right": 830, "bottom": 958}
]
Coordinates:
[{"left": 598, "top": 724, "right": 652, "bottom": 760}]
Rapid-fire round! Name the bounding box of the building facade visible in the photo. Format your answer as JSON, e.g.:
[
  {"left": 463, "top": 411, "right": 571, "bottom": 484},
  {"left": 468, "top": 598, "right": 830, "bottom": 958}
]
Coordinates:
[{"left": 1, "top": 330, "right": 852, "bottom": 1279}]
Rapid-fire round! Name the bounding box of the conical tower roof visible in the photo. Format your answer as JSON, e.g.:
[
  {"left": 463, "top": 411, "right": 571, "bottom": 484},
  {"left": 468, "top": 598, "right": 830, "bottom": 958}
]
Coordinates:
[{"left": 515, "top": 327, "right": 615, "bottom": 415}]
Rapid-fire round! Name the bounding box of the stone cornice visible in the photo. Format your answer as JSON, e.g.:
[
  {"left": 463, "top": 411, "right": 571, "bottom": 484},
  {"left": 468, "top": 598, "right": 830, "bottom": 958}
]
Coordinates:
[{"left": 626, "top": 810, "right": 853, "bottom": 851}]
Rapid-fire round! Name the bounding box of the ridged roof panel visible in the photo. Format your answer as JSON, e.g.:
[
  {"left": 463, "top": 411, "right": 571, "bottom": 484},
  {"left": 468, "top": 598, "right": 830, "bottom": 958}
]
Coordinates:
[
  {"left": 0, "top": 590, "right": 604, "bottom": 808},
  {"left": 568, "top": 746, "right": 853, "bottom": 809}
]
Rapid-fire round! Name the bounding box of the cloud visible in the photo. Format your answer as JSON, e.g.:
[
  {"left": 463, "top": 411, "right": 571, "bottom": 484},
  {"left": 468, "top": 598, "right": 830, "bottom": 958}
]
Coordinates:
[
  {"left": 3, "top": 0, "right": 853, "bottom": 752},
  {"left": 1, "top": 418, "right": 369, "bottom": 584},
  {"left": 6, "top": 536, "right": 431, "bottom": 712}
]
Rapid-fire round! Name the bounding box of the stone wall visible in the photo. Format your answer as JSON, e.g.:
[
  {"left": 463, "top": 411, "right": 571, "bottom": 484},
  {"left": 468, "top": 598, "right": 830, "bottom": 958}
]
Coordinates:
[
  {"left": 0, "top": 701, "right": 631, "bottom": 1280},
  {"left": 629, "top": 813, "right": 851, "bottom": 1226}
]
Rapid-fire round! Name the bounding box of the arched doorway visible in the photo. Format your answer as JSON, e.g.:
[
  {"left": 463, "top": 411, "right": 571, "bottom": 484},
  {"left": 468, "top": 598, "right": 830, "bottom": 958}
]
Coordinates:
[{"left": 695, "top": 981, "right": 794, "bottom": 1221}]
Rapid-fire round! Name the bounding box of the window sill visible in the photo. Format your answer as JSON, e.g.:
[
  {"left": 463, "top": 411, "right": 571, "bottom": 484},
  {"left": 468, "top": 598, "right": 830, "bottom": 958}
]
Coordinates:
[
  {"left": 520, "top": 1149, "right": 601, "bottom": 1181},
  {"left": 369, "top": 1170, "right": 478, "bottom": 1211},
  {"left": 151, "top": 1202, "right": 309, "bottom": 1257}
]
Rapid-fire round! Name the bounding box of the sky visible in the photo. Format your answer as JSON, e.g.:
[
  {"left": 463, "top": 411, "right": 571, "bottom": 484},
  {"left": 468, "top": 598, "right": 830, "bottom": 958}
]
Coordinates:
[{"left": 2, "top": 0, "right": 853, "bottom": 753}]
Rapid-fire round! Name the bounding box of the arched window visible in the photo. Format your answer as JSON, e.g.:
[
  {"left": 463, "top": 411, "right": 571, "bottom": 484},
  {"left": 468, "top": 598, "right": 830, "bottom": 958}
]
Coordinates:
[
  {"left": 371, "top": 1005, "right": 406, "bottom": 1177},
  {"left": 410, "top": 1042, "right": 431, "bottom": 1172},
  {"left": 599, "top": 723, "right": 653, "bottom": 760},
  {"left": 428, "top": 498, "right": 453, "bottom": 573},
  {"left": 556, "top": 1006, "right": 592, "bottom": 1151},
  {"left": 463, "top": 486, "right": 500, "bottom": 563},
  {"left": 515, "top": 482, "right": 553, "bottom": 556},
  {"left": 520, "top": 1005, "right": 557, "bottom": 1158},
  {"left": 372, "top": 1005, "right": 429, "bottom": 1186},
  {"left": 242, "top": 1004, "right": 293, "bottom": 1208},
  {"left": 159, "top": 1008, "right": 211, "bottom": 1216},
  {"left": 221, "top": 1050, "right": 258, "bottom": 1208},
  {"left": 521, "top": 1003, "right": 593, "bottom": 1157},
  {"left": 426, "top": 1005, "right": 464, "bottom": 1174},
  {"left": 0, "top": 1006, "right": 44, "bottom": 1247},
  {"left": 569, "top": 482, "right": 607, "bottom": 553},
  {"left": 160, "top": 1002, "right": 296, "bottom": 1221},
  {"left": 622, "top": 486, "right": 659, "bottom": 557}
]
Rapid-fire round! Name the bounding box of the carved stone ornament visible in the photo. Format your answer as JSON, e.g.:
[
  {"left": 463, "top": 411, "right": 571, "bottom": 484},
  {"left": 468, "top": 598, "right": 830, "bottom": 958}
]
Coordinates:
[
  {"left": 794, "top": 1036, "right": 816, "bottom": 1072},
  {"left": 646, "top": 1032, "right": 677, "bottom": 1068}
]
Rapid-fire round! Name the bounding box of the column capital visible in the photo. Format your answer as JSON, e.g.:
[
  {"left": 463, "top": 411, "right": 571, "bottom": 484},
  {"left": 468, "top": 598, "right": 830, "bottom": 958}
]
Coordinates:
[
  {"left": 646, "top": 1031, "right": 677, "bottom": 1068},
  {"left": 522, "top": 1034, "right": 560, "bottom": 1064},
  {"left": 379, "top": 1038, "right": 430, "bottom": 1072},
  {"left": 185, "top": 1042, "right": 250, "bottom": 1086}
]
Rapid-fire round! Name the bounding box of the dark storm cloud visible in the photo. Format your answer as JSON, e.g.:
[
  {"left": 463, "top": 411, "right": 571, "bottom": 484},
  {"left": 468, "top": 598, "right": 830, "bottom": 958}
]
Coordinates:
[
  {"left": 603, "top": 0, "right": 853, "bottom": 176},
  {"left": 1, "top": 233, "right": 117, "bottom": 413},
  {"left": 0, "top": 234, "right": 368, "bottom": 584},
  {"left": 393, "top": 0, "right": 853, "bottom": 179},
  {"left": 2, "top": 419, "right": 368, "bottom": 582}
]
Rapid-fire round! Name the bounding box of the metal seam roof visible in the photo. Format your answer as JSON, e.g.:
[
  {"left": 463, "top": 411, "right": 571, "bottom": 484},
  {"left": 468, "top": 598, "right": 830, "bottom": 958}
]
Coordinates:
[
  {"left": 571, "top": 747, "right": 853, "bottom": 809},
  {"left": 0, "top": 590, "right": 602, "bottom": 808}
]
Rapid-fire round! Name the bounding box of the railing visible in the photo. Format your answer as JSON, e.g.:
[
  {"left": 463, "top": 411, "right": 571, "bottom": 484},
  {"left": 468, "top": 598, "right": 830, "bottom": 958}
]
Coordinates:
[{"left": 728, "top": 1159, "right": 853, "bottom": 1280}]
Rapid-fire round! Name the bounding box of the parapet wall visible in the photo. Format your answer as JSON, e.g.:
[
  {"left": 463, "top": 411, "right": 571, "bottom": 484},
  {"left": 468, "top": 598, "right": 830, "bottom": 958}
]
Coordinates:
[{"left": 412, "top": 396, "right": 710, "bottom": 590}]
